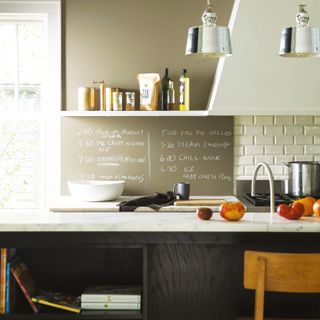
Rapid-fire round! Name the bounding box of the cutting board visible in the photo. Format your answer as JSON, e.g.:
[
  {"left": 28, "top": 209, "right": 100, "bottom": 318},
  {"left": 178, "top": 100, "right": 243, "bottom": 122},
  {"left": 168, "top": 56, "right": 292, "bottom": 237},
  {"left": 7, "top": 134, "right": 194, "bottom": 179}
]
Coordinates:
[{"left": 174, "top": 199, "right": 226, "bottom": 206}]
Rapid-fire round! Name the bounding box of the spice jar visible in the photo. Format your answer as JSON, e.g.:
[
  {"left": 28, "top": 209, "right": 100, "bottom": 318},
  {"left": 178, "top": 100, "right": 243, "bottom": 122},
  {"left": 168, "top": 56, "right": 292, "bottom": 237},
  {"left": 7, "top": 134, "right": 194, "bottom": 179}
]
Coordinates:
[
  {"left": 125, "top": 92, "right": 135, "bottom": 111},
  {"left": 113, "top": 90, "right": 123, "bottom": 111}
]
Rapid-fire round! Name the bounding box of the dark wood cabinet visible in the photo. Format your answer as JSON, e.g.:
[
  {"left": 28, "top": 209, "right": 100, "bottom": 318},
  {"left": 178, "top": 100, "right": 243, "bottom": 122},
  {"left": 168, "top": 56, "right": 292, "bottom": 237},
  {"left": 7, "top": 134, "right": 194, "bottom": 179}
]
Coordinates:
[{"left": 0, "top": 232, "right": 320, "bottom": 320}]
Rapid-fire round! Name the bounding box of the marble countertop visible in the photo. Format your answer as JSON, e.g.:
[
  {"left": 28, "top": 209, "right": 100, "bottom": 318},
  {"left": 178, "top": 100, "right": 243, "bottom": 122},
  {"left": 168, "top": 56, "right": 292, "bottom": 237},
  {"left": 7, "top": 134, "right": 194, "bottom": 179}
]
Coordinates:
[{"left": 0, "top": 210, "right": 319, "bottom": 232}]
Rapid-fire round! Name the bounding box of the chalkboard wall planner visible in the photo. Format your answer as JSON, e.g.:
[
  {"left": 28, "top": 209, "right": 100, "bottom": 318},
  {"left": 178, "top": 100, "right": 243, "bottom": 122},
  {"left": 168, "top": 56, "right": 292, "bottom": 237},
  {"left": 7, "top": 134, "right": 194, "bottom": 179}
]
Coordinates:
[{"left": 61, "top": 117, "right": 234, "bottom": 196}]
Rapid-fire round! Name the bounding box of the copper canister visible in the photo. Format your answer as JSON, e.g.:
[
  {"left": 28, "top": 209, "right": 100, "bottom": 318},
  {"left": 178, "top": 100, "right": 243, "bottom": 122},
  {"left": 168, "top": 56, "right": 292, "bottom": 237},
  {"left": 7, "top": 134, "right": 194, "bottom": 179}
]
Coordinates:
[{"left": 78, "top": 87, "right": 95, "bottom": 111}]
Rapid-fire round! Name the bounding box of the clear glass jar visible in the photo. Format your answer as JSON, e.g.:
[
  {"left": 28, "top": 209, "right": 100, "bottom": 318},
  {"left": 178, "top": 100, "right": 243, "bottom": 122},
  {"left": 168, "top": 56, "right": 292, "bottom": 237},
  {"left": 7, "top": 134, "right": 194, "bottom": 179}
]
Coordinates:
[
  {"left": 125, "top": 92, "right": 135, "bottom": 111},
  {"left": 112, "top": 91, "right": 123, "bottom": 111}
]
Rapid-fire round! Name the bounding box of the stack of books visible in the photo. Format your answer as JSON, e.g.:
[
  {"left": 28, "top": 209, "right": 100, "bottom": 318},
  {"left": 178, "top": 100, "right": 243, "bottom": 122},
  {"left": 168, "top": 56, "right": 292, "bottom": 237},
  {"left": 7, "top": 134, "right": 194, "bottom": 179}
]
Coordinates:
[{"left": 80, "top": 285, "right": 141, "bottom": 311}]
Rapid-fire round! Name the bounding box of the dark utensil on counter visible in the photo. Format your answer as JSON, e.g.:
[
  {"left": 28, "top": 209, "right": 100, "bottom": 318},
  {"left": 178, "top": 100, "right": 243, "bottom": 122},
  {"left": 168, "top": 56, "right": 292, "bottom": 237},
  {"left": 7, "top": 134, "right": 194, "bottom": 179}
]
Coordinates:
[{"left": 282, "top": 161, "right": 320, "bottom": 197}]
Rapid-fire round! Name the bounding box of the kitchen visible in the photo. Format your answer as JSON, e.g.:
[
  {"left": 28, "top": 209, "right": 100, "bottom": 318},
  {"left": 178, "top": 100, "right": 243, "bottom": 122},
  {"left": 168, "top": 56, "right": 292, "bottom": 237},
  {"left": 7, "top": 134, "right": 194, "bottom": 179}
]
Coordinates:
[{"left": 1, "top": 0, "right": 320, "bottom": 319}]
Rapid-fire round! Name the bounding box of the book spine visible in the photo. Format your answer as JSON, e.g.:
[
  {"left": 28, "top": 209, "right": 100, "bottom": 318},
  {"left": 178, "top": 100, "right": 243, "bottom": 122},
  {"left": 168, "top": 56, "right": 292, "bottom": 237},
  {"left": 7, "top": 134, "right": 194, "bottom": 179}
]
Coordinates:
[
  {"left": 81, "top": 295, "right": 141, "bottom": 303},
  {"left": 10, "top": 267, "right": 39, "bottom": 314},
  {"left": 5, "top": 262, "right": 10, "bottom": 314},
  {"left": 0, "top": 248, "right": 7, "bottom": 314},
  {"left": 81, "top": 302, "right": 140, "bottom": 310},
  {"left": 31, "top": 298, "right": 80, "bottom": 314}
]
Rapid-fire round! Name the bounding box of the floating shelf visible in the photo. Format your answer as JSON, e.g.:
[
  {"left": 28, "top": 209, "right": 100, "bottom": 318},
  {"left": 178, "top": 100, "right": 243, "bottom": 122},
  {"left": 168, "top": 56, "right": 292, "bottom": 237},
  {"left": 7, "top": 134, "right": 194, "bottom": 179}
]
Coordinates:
[{"left": 61, "top": 110, "right": 209, "bottom": 117}]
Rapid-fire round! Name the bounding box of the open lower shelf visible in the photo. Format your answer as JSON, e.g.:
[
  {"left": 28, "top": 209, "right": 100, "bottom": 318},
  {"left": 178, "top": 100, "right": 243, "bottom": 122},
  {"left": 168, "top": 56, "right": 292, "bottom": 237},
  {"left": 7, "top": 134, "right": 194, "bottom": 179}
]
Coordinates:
[{"left": 61, "top": 110, "right": 209, "bottom": 117}]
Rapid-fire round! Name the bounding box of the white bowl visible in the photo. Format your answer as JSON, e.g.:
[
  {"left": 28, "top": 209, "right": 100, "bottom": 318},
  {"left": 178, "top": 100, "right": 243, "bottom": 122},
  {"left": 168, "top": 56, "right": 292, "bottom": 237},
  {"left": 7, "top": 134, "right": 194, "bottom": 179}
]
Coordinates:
[{"left": 67, "top": 180, "right": 125, "bottom": 202}]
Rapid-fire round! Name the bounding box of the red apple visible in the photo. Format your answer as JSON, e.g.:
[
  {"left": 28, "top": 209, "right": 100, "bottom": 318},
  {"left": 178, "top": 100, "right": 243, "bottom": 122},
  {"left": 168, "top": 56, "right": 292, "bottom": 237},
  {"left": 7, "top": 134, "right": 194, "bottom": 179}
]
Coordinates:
[
  {"left": 197, "top": 207, "right": 213, "bottom": 220},
  {"left": 277, "top": 202, "right": 304, "bottom": 220},
  {"left": 219, "top": 201, "right": 245, "bottom": 221},
  {"left": 313, "top": 199, "right": 320, "bottom": 216}
]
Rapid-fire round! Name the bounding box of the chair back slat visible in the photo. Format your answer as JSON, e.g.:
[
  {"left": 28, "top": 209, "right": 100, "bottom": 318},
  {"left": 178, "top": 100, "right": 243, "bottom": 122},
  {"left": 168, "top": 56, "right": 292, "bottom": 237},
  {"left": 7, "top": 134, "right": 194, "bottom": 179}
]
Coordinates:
[{"left": 244, "top": 251, "right": 320, "bottom": 293}]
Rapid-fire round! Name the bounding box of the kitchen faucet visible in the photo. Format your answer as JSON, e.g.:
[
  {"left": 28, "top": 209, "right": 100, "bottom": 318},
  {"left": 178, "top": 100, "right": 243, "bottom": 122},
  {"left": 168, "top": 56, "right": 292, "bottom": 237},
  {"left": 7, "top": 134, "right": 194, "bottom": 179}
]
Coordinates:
[{"left": 251, "top": 162, "right": 275, "bottom": 213}]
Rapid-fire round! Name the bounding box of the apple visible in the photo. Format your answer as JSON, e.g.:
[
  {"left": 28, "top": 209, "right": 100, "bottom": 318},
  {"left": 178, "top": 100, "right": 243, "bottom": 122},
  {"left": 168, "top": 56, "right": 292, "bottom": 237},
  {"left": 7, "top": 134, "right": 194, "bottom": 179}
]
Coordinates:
[
  {"left": 313, "top": 199, "right": 320, "bottom": 216},
  {"left": 277, "top": 202, "right": 304, "bottom": 220},
  {"left": 219, "top": 201, "right": 245, "bottom": 221},
  {"left": 197, "top": 207, "right": 213, "bottom": 220}
]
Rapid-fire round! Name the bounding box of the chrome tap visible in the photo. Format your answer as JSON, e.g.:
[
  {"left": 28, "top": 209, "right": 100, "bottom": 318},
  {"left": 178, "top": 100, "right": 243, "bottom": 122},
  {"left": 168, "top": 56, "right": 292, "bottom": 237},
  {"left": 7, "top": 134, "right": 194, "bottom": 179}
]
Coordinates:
[{"left": 251, "top": 162, "right": 275, "bottom": 213}]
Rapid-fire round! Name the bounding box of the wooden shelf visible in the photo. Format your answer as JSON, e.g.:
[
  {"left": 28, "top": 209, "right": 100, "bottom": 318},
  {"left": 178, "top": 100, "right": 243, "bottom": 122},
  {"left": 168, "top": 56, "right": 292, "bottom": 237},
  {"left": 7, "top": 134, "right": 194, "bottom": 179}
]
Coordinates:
[
  {"left": 0, "top": 311, "right": 143, "bottom": 320},
  {"left": 61, "top": 110, "right": 209, "bottom": 117}
]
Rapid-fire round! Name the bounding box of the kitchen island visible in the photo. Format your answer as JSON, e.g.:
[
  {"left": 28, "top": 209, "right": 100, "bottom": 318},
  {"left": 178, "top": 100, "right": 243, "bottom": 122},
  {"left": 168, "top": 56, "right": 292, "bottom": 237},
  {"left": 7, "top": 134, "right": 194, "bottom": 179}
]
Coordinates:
[{"left": 0, "top": 211, "right": 320, "bottom": 320}]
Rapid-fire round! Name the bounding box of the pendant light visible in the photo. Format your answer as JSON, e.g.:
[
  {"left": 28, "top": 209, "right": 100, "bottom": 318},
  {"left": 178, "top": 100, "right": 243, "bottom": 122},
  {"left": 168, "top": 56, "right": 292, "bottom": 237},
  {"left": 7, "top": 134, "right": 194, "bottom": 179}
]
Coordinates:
[
  {"left": 185, "top": 0, "right": 232, "bottom": 58},
  {"left": 279, "top": 4, "right": 320, "bottom": 58}
]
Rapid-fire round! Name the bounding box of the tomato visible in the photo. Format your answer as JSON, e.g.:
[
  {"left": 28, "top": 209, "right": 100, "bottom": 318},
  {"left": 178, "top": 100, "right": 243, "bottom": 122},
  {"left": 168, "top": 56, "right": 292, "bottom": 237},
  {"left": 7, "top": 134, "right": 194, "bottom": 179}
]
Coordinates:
[{"left": 277, "top": 202, "right": 304, "bottom": 220}]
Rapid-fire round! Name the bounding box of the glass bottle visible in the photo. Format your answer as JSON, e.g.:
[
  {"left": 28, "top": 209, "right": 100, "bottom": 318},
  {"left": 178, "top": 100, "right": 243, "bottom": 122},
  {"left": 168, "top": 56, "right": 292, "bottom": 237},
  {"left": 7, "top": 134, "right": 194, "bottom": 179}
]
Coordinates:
[
  {"left": 179, "top": 69, "right": 190, "bottom": 111},
  {"left": 160, "top": 68, "right": 171, "bottom": 111},
  {"left": 167, "top": 80, "right": 175, "bottom": 110}
]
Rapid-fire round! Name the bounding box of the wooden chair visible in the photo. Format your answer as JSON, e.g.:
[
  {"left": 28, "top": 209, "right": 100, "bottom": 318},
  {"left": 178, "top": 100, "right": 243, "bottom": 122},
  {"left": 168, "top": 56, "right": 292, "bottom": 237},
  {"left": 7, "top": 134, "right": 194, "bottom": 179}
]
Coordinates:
[{"left": 243, "top": 250, "right": 320, "bottom": 320}]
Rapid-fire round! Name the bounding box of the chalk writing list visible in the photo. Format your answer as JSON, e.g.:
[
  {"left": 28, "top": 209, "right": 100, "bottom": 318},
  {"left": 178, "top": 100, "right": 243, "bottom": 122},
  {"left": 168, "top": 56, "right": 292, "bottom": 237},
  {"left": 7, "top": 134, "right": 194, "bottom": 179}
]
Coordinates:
[{"left": 61, "top": 117, "right": 233, "bottom": 196}]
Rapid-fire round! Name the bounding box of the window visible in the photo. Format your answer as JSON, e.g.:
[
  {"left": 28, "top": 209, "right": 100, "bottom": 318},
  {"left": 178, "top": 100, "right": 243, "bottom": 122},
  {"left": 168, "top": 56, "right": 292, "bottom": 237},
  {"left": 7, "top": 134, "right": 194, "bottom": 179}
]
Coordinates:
[{"left": 0, "top": 1, "right": 61, "bottom": 212}]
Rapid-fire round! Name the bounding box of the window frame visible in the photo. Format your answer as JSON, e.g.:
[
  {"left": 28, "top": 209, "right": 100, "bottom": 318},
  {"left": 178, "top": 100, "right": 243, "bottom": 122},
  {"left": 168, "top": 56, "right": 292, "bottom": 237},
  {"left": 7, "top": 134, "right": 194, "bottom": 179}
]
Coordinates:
[{"left": 0, "top": 0, "right": 61, "bottom": 213}]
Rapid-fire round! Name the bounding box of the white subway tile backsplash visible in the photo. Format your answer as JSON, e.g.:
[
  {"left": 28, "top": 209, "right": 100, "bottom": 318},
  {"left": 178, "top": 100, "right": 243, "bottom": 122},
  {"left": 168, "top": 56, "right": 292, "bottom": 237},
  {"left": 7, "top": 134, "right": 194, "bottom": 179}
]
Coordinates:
[
  {"left": 264, "top": 126, "right": 283, "bottom": 136},
  {"left": 254, "top": 116, "right": 274, "bottom": 125},
  {"left": 265, "top": 145, "right": 283, "bottom": 155},
  {"left": 255, "top": 156, "right": 274, "bottom": 165},
  {"left": 234, "top": 125, "right": 244, "bottom": 135},
  {"left": 234, "top": 146, "right": 244, "bottom": 156},
  {"left": 314, "top": 117, "right": 320, "bottom": 125},
  {"left": 274, "top": 116, "right": 294, "bottom": 125},
  {"left": 275, "top": 136, "right": 294, "bottom": 145},
  {"left": 255, "top": 136, "right": 274, "bottom": 145},
  {"left": 245, "top": 165, "right": 264, "bottom": 176},
  {"left": 275, "top": 155, "right": 294, "bottom": 165},
  {"left": 269, "top": 165, "right": 284, "bottom": 175},
  {"left": 234, "top": 116, "right": 254, "bottom": 125},
  {"left": 234, "top": 166, "right": 244, "bottom": 176},
  {"left": 295, "top": 155, "right": 314, "bottom": 161},
  {"left": 245, "top": 126, "right": 264, "bottom": 136},
  {"left": 285, "top": 145, "right": 304, "bottom": 155},
  {"left": 295, "top": 135, "right": 313, "bottom": 145},
  {"left": 234, "top": 156, "right": 254, "bottom": 165},
  {"left": 284, "top": 126, "right": 304, "bottom": 135},
  {"left": 305, "top": 126, "right": 320, "bottom": 135},
  {"left": 294, "top": 116, "right": 313, "bottom": 125},
  {"left": 245, "top": 145, "right": 264, "bottom": 155},
  {"left": 234, "top": 116, "right": 320, "bottom": 179},
  {"left": 305, "top": 145, "right": 320, "bottom": 155},
  {"left": 234, "top": 136, "right": 253, "bottom": 146}
]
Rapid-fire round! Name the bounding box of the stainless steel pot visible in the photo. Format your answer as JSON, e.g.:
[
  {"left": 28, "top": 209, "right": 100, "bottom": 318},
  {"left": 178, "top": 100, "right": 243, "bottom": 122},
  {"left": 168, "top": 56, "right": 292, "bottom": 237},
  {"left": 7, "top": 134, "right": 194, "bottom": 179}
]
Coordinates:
[{"left": 282, "top": 161, "right": 320, "bottom": 197}]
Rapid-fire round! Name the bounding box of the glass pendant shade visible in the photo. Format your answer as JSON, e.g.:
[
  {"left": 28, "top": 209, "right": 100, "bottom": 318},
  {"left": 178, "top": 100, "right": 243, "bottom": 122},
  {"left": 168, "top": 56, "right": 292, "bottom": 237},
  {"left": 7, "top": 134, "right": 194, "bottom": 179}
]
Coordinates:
[
  {"left": 279, "top": 5, "right": 320, "bottom": 57},
  {"left": 185, "top": 1, "right": 232, "bottom": 58}
]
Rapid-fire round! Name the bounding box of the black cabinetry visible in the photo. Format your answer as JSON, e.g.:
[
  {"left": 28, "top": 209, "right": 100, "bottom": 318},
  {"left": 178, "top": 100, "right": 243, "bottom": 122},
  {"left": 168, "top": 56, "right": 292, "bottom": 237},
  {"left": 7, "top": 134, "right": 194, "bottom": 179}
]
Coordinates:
[{"left": 1, "top": 232, "right": 320, "bottom": 320}]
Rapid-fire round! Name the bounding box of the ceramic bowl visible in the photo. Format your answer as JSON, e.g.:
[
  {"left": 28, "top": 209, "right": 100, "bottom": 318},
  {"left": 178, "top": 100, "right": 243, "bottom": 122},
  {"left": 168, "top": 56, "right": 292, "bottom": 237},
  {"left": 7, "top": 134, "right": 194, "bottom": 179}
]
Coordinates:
[{"left": 67, "top": 180, "right": 125, "bottom": 202}]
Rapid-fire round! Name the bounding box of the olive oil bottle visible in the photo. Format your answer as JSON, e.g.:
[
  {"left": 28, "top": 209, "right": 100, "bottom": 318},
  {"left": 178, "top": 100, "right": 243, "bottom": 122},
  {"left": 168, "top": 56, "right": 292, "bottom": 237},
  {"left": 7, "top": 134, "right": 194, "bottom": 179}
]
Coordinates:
[
  {"left": 160, "top": 68, "right": 171, "bottom": 111},
  {"left": 179, "top": 69, "right": 190, "bottom": 111}
]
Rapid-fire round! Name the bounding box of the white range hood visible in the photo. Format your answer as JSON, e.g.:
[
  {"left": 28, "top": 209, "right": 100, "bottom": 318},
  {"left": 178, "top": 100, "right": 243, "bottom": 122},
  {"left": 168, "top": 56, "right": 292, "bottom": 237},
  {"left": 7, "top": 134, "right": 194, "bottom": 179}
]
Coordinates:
[{"left": 207, "top": 0, "right": 320, "bottom": 115}]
